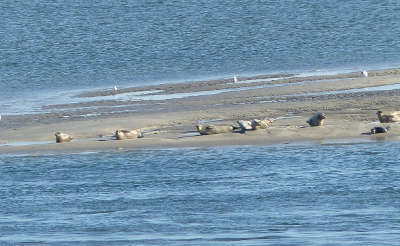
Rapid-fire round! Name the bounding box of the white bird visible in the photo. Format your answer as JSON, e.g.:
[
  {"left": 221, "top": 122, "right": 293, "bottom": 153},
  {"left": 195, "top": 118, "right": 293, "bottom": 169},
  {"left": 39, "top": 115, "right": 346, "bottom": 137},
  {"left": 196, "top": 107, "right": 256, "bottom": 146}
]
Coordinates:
[
  {"left": 233, "top": 75, "right": 238, "bottom": 83},
  {"left": 114, "top": 85, "right": 118, "bottom": 93},
  {"left": 0, "top": 114, "right": 1, "bottom": 121},
  {"left": 361, "top": 70, "right": 368, "bottom": 77}
]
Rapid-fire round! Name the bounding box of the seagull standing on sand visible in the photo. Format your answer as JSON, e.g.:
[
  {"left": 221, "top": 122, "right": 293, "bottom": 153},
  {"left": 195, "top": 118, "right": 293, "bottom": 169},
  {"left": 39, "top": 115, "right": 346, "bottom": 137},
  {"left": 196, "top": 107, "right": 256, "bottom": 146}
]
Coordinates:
[
  {"left": 361, "top": 70, "right": 368, "bottom": 77},
  {"left": 233, "top": 75, "right": 238, "bottom": 83}
]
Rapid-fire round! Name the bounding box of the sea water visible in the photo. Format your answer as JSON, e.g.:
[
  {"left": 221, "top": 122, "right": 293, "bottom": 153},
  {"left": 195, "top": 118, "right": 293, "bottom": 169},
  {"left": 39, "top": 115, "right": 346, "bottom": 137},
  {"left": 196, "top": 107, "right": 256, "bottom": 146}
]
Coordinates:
[
  {"left": 2, "top": 1, "right": 400, "bottom": 244},
  {"left": 1, "top": 143, "right": 400, "bottom": 245},
  {"left": 2, "top": 0, "right": 400, "bottom": 108}
]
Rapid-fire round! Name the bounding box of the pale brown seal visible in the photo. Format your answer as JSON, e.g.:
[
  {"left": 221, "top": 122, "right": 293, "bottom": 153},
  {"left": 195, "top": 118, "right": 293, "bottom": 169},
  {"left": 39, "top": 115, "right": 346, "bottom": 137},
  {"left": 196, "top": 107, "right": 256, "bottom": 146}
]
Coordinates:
[
  {"left": 115, "top": 129, "right": 143, "bottom": 140},
  {"left": 55, "top": 132, "right": 73, "bottom": 143},
  {"left": 251, "top": 118, "right": 275, "bottom": 130},
  {"left": 196, "top": 124, "right": 234, "bottom": 135},
  {"left": 307, "top": 113, "right": 326, "bottom": 127},
  {"left": 376, "top": 110, "right": 400, "bottom": 123}
]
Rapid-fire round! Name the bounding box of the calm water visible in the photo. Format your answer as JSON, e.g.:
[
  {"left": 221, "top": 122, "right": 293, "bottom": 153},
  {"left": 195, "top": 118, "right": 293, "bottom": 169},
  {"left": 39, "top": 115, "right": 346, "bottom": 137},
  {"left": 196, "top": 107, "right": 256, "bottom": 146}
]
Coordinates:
[
  {"left": 2, "top": 2, "right": 400, "bottom": 244},
  {"left": 1, "top": 143, "right": 400, "bottom": 245},
  {"left": 2, "top": 0, "right": 400, "bottom": 104}
]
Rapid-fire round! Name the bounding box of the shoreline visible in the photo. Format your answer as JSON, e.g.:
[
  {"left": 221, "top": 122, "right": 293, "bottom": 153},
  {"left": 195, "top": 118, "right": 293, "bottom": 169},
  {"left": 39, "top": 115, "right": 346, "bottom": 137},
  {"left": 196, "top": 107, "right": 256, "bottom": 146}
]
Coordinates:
[
  {"left": 0, "top": 139, "right": 397, "bottom": 157},
  {"left": 1, "top": 129, "right": 398, "bottom": 156},
  {"left": 3, "top": 66, "right": 400, "bottom": 116},
  {"left": 2, "top": 67, "right": 400, "bottom": 155}
]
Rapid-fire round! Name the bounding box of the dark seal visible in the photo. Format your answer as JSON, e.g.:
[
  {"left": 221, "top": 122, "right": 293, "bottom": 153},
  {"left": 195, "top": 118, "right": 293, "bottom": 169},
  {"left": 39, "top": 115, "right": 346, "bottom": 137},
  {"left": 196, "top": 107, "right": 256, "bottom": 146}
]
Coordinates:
[{"left": 370, "top": 126, "right": 389, "bottom": 134}]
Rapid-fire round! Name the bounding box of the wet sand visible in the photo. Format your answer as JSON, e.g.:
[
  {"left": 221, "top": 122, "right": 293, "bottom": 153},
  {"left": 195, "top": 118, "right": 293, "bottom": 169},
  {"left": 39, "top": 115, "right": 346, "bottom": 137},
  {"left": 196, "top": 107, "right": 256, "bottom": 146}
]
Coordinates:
[{"left": 2, "top": 67, "right": 400, "bottom": 155}]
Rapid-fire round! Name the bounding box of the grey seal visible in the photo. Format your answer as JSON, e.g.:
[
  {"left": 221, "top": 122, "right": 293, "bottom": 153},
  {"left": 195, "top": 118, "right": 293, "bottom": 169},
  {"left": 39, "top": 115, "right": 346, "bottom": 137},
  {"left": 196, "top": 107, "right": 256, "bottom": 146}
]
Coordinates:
[
  {"left": 376, "top": 110, "right": 400, "bottom": 123},
  {"left": 370, "top": 126, "right": 390, "bottom": 134},
  {"left": 307, "top": 113, "right": 326, "bottom": 127}
]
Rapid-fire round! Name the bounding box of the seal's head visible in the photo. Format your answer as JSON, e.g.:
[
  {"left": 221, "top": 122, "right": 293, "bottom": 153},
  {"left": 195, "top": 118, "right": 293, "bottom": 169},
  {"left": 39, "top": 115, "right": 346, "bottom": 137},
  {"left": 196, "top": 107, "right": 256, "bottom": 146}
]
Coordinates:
[
  {"left": 196, "top": 125, "right": 205, "bottom": 131},
  {"left": 55, "top": 132, "right": 72, "bottom": 143},
  {"left": 115, "top": 129, "right": 127, "bottom": 139}
]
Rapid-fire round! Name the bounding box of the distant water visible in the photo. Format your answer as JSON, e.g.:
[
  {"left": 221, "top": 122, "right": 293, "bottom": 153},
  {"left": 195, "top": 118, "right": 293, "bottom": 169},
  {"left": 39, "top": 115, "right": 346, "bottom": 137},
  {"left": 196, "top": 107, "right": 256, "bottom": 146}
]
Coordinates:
[
  {"left": 2, "top": 0, "right": 400, "bottom": 105},
  {"left": 1, "top": 143, "right": 400, "bottom": 245},
  {"left": 2, "top": 2, "right": 400, "bottom": 244}
]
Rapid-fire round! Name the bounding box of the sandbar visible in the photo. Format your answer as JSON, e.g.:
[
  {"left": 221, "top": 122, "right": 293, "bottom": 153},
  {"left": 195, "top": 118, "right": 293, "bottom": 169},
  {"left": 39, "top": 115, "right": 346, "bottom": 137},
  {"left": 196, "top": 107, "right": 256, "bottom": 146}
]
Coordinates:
[{"left": 2, "top": 68, "right": 400, "bottom": 155}]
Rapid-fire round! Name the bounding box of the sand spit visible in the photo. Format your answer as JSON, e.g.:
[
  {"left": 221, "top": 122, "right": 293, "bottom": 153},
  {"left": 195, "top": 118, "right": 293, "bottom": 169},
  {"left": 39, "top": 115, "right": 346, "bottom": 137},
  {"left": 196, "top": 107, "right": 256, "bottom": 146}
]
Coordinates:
[{"left": 2, "top": 68, "right": 400, "bottom": 154}]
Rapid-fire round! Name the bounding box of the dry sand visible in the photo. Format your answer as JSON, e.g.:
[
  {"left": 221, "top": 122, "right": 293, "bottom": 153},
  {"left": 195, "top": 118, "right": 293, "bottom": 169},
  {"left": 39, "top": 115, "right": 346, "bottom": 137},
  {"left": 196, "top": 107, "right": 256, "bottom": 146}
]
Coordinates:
[{"left": 2, "top": 68, "right": 400, "bottom": 155}]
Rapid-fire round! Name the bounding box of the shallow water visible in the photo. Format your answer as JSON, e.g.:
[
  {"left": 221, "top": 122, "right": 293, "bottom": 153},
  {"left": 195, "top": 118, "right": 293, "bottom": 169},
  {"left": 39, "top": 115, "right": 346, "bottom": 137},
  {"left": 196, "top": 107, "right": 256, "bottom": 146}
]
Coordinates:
[
  {"left": 0, "top": 76, "right": 346, "bottom": 115},
  {"left": 288, "top": 83, "right": 400, "bottom": 98},
  {"left": 1, "top": 143, "right": 400, "bottom": 245},
  {"left": 253, "top": 83, "right": 400, "bottom": 105},
  {"left": 3, "top": 78, "right": 400, "bottom": 116},
  {"left": 0, "top": 140, "right": 53, "bottom": 147}
]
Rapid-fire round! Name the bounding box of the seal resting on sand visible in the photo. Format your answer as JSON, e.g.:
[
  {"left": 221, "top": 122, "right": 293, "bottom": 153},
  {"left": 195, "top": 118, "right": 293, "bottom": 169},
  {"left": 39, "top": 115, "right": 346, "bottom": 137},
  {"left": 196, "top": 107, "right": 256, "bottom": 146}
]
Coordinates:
[
  {"left": 370, "top": 126, "right": 390, "bottom": 134},
  {"left": 237, "top": 118, "right": 275, "bottom": 131},
  {"left": 115, "top": 129, "right": 143, "bottom": 140},
  {"left": 252, "top": 118, "right": 275, "bottom": 130},
  {"left": 196, "top": 124, "right": 234, "bottom": 135},
  {"left": 237, "top": 120, "right": 253, "bottom": 131},
  {"left": 307, "top": 113, "right": 326, "bottom": 127},
  {"left": 376, "top": 111, "right": 400, "bottom": 123},
  {"left": 55, "top": 132, "right": 73, "bottom": 143}
]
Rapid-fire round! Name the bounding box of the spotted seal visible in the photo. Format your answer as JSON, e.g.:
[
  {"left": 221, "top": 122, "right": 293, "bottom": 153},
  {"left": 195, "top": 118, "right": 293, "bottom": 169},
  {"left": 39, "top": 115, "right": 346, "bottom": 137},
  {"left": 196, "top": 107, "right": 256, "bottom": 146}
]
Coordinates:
[{"left": 252, "top": 118, "right": 275, "bottom": 130}]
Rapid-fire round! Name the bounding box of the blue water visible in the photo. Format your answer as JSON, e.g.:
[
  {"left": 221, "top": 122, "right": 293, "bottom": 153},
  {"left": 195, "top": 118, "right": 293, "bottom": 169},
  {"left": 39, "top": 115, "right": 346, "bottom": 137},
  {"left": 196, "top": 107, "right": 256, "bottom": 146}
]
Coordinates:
[
  {"left": 2, "top": 2, "right": 400, "bottom": 244},
  {"left": 1, "top": 143, "right": 400, "bottom": 245},
  {"left": 2, "top": 0, "right": 400, "bottom": 103}
]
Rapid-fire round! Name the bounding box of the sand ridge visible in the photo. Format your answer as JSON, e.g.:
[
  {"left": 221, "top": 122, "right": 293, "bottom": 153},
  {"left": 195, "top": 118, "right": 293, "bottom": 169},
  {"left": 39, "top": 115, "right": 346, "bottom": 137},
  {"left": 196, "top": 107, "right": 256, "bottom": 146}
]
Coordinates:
[{"left": 1, "top": 68, "right": 400, "bottom": 154}]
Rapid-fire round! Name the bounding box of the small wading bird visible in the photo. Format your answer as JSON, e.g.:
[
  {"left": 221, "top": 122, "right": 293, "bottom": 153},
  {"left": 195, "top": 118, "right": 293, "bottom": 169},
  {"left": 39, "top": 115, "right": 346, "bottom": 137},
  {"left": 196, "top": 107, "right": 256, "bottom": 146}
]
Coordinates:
[
  {"left": 361, "top": 70, "right": 368, "bottom": 77},
  {"left": 114, "top": 85, "right": 118, "bottom": 93},
  {"left": 233, "top": 75, "right": 238, "bottom": 83}
]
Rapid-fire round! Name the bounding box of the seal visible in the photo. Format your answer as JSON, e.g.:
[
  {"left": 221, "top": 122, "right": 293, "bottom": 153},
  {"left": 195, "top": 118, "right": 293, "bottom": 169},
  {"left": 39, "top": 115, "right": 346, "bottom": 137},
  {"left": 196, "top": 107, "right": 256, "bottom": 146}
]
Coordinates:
[
  {"left": 115, "top": 129, "right": 143, "bottom": 140},
  {"left": 307, "top": 113, "right": 326, "bottom": 127},
  {"left": 237, "top": 120, "right": 253, "bottom": 131},
  {"left": 55, "top": 132, "right": 73, "bottom": 143},
  {"left": 237, "top": 118, "right": 275, "bottom": 132},
  {"left": 376, "top": 110, "right": 400, "bottom": 123},
  {"left": 196, "top": 124, "right": 234, "bottom": 135},
  {"left": 370, "top": 126, "right": 390, "bottom": 134},
  {"left": 252, "top": 118, "right": 275, "bottom": 130}
]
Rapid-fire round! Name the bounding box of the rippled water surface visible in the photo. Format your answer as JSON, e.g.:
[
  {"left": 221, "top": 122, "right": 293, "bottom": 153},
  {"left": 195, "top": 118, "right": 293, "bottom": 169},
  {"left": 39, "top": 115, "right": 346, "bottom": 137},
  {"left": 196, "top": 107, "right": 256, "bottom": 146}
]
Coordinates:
[
  {"left": 2, "top": 0, "right": 400, "bottom": 102},
  {"left": 1, "top": 143, "right": 400, "bottom": 245},
  {"left": 2, "top": 2, "right": 400, "bottom": 244}
]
